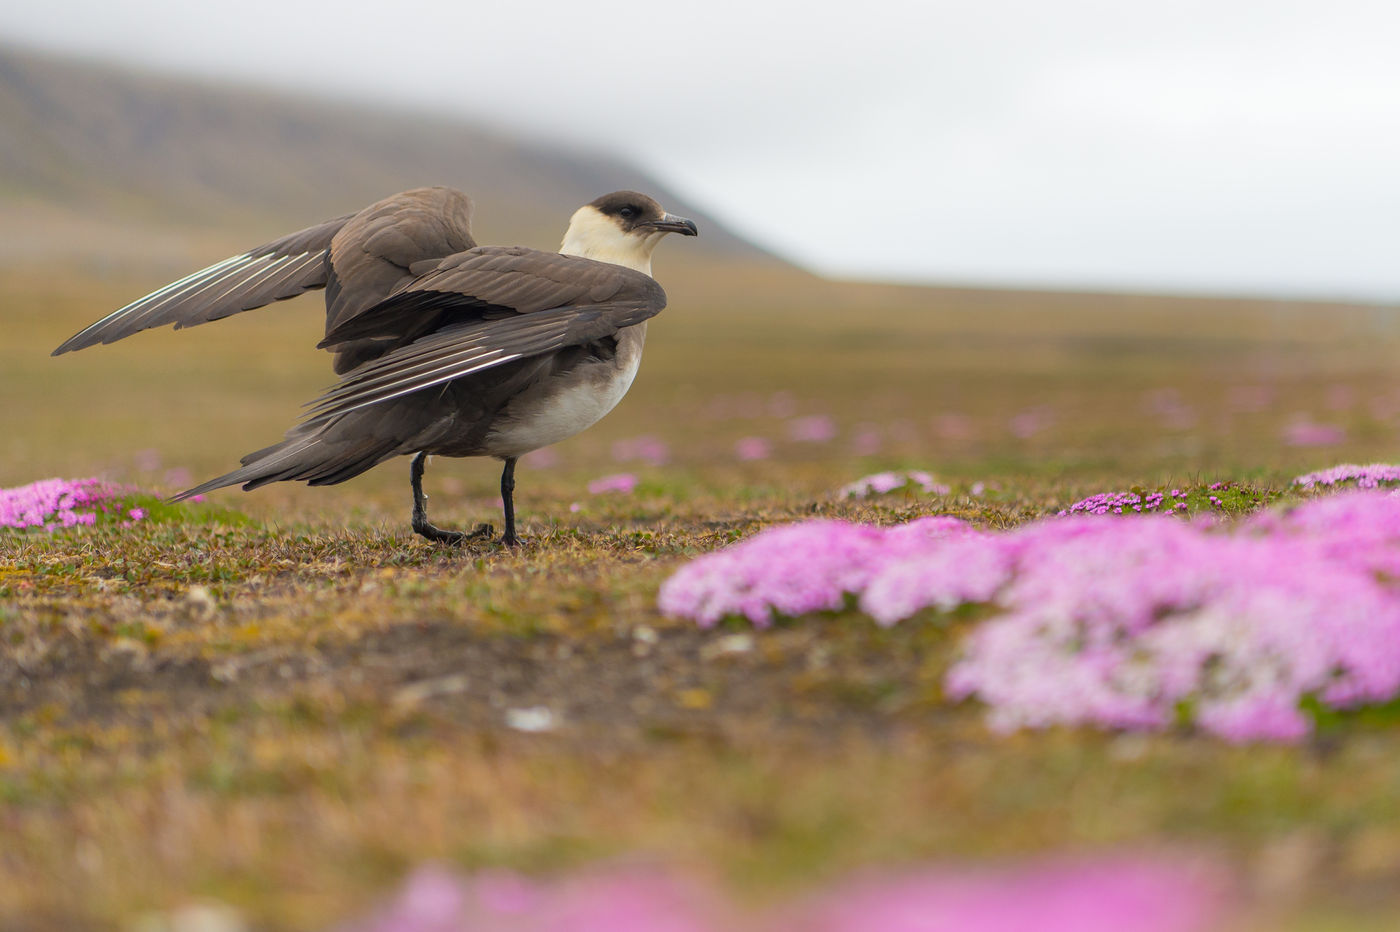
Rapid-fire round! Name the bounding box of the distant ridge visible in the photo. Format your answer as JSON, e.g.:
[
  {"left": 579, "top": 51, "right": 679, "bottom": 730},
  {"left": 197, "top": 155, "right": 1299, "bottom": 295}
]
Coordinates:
[{"left": 0, "top": 43, "right": 781, "bottom": 266}]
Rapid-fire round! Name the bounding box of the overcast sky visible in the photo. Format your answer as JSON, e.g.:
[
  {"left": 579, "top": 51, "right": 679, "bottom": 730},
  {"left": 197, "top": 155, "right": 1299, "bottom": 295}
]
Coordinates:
[{"left": 4, "top": 1, "right": 1399, "bottom": 300}]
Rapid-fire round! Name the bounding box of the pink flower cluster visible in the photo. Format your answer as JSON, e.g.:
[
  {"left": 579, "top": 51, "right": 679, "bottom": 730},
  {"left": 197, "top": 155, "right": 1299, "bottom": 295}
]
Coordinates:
[
  {"left": 837, "top": 471, "right": 950, "bottom": 499},
  {"left": 786, "top": 415, "right": 837, "bottom": 443},
  {"left": 1, "top": 478, "right": 137, "bottom": 531},
  {"left": 1282, "top": 418, "right": 1346, "bottom": 447},
  {"left": 1294, "top": 462, "right": 1400, "bottom": 490},
  {"left": 336, "top": 857, "right": 1223, "bottom": 932},
  {"left": 660, "top": 491, "right": 1400, "bottom": 741},
  {"left": 612, "top": 436, "right": 670, "bottom": 467},
  {"left": 734, "top": 437, "right": 773, "bottom": 461},
  {"left": 946, "top": 508, "right": 1400, "bottom": 741},
  {"left": 657, "top": 517, "right": 971, "bottom": 626},
  {"left": 587, "top": 473, "right": 639, "bottom": 495},
  {"left": 1059, "top": 489, "right": 1188, "bottom": 516}
]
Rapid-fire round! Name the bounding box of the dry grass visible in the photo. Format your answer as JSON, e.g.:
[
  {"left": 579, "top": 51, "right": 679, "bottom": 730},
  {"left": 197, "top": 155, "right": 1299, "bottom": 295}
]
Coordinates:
[{"left": 5, "top": 263, "right": 1400, "bottom": 929}]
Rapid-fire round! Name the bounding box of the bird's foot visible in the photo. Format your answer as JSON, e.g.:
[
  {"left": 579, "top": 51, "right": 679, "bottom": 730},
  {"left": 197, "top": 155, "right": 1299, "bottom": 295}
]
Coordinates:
[
  {"left": 412, "top": 520, "right": 463, "bottom": 545},
  {"left": 412, "top": 518, "right": 494, "bottom": 546}
]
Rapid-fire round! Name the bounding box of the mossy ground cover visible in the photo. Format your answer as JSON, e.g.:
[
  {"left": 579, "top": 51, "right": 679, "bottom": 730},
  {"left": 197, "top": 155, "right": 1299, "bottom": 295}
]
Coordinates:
[{"left": 5, "top": 267, "right": 1400, "bottom": 929}]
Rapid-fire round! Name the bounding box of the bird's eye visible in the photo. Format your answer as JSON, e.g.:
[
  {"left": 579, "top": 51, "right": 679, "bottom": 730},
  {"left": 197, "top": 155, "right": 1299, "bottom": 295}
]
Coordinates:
[{"left": 619, "top": 206, "right": 638, "bottom": 220}]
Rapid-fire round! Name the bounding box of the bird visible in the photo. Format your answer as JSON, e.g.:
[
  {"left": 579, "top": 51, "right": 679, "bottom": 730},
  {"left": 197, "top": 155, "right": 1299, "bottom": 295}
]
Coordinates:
[{"left": 52, "top": 187, "right": 698, "bottom": 546}]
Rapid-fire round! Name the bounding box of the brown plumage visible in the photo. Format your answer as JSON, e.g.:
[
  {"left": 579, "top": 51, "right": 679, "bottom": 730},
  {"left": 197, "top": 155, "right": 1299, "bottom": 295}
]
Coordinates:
[{"left": 53, "top": 187, "right": 697, "bottom": 545}]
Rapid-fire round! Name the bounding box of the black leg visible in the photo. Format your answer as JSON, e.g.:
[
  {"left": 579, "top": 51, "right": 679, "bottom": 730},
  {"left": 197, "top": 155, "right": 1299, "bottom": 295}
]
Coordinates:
[
  {"left": 500, "top": 456, "right": 520, "bottom": 547},
  {"left": 409, "top": 452, "right": 492, "bottom": 545}
]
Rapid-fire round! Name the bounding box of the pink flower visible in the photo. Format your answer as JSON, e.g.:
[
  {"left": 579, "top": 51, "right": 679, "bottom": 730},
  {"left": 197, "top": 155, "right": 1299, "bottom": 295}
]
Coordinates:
[
  {"left": 657, "top": 521, "right": 883, "bottom": 627},
  {"left": 1059, "top": 490, "right": 1176, "bottom": 517},
  {"left": 661, "top": 490, "right": 1400, "bottom": 742},
  {"left": 734, "top": 437, "right": 772, "bottom": 461},
  {"left": 611, "top": 436, "right": 670, "bottom": 467},
  {"left": 786, "top": 415, "right": 837, "bottom": 443},
  {"left": 789, "top": 858, "right": 1224, "bottom": 932},
  {"left": 837, "top": 471, "right": 949, "bottom": 500},
  {"left": 128, "top": 507, "right": 147, "bottom": 521},
  {"left": 861, "top": 535, "right": 1014, "bottom": 625},
  {"left": 658, "top": 517, "right": 975, "bottom": 628},
  {"left": 1, "top": 477, "right": 130, "bottom": 531},
  {"left": 334, "top": 857, "right": 1225, "bottom": 932},
  {"left": 587, "top": 473, "right": 639, "bottom": 495},
  {"left": 1293, "top": 463, "right": 1400, "bottom": 490},
  {"left": 1282, "top": 418, "right": 1345, "bottom": 447},
  {"left": 943, "top": 515, "right": 1400, "bottom": 739}
]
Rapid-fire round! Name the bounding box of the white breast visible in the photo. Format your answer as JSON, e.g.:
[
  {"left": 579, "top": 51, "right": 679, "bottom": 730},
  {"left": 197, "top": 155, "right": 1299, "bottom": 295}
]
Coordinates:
[{"left": 484, "top": 324, "right": 646, "bottom": 457}]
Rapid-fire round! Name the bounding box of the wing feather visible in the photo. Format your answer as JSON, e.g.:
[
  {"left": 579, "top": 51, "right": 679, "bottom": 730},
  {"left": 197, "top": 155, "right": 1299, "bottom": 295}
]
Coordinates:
[
  {"left": 317, "top": 246, "right": 662, "bottom": 348},
  {"left": 302, "top": 313, "right": 576, "bottom": 422},
  {"left": 52, "top": 214, "right": 351, "bottom": 355},
  {"left": 302, "top": 293, "right": 660, "bottom": 424}
]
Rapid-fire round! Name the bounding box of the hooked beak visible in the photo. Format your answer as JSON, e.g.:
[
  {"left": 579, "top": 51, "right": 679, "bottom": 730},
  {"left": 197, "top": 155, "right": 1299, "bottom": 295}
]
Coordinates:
[{"left": 644, "top": 213, "right": 699, "bottom": 236}]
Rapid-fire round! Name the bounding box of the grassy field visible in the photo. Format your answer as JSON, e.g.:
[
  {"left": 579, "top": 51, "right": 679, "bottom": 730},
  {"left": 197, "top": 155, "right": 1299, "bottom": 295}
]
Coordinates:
[{"left": 6, "top": 260, "right": 1400, "bottom": 930}]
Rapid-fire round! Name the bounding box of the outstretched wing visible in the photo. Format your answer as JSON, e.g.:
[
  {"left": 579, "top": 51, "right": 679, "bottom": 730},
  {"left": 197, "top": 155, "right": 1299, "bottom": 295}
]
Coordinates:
[
  {"left": 51, "top": 214, "right": 351, "bottom": 356},
  {"left": 303, "top": 249, "right": 666, "bottom": 423},
  {"left": 52, "top": 186, "right": 480, "bottom": 362}
]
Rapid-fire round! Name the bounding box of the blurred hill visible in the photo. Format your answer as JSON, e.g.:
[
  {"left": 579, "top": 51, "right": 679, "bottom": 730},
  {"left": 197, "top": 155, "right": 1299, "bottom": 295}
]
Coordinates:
[{"left": 0, "top": 43, "right": 778, "bottom": 273}]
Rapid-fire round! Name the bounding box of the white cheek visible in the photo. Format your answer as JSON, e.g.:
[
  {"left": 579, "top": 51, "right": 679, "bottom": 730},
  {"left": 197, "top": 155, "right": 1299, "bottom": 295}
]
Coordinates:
[{"left": 558, "top": 207, "right": 672, "bottom": 275}]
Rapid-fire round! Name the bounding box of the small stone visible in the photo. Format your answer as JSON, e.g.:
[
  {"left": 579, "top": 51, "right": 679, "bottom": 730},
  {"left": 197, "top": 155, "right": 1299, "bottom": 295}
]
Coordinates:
[
  {"left": 505, "top": 706, "right": 556, "bottom": 733},
  {"left": 631, "top": 625, "right": 659, "bottom": 657},
  {"left": 393, "top": 674, "right": 471, "bottom": 706},
  {"left": 209, "top": 663, "right": 236, "bottom": 684},
  {"left": 132, "top": 902, "right": 247, "bottom": 932},
  {"left": 701, "top": 633, "right": 754, "bottom": 660},
  {"left": 183, "top": 586, "right": 216, "bottom": 621}
]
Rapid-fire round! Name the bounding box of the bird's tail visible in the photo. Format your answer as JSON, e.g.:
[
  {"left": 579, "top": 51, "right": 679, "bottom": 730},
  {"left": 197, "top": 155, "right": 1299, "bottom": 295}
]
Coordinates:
[{"left": 171, "top": 418, "right": 402, "bottom": 502}]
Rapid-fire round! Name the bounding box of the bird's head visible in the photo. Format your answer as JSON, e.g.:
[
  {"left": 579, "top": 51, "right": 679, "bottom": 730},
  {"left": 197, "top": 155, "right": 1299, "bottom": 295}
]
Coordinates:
[{"left": 559, "top": 191, "right": 698, "bottom": 275}]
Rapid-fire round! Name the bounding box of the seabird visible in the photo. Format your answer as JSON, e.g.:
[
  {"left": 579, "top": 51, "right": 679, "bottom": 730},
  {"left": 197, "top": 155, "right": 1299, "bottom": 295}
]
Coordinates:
[{"left": 53, "top": 187, "right": 698, "bottom": 546}]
